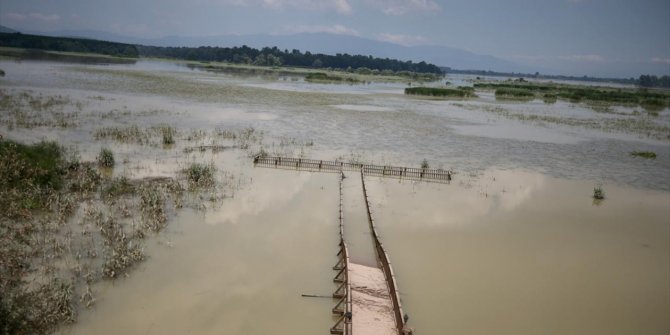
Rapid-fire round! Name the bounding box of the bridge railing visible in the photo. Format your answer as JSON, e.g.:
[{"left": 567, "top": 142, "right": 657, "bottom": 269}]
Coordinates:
[
  {"left": 254, "top": 156, "right": 452, "bottom": 183},
  {"left": 361, "top": 170, "right": 412, "bottom": 335},
  {"left": 331, "top": 172, "right": 353, "bottom": 335}
]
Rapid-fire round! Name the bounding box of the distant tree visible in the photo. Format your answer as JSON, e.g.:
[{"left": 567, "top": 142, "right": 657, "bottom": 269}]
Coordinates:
[{"left": 253, "top": 54, "right": 267, "bottom": 66}]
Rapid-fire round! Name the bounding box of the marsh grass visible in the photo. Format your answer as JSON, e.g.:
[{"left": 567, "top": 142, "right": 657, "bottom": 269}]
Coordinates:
[
  {"left": 405, "top": 87, "right": 477, "bottom": 98},
  {"left": 0, "top": 89, "right": 81, "bottom": 129},
  {"left": 495, "top": 87, "right": 535, "bottom": 99},
  {"left": 631, "top": 151, "right": 656, "bottom": 159},
  {"left": 94, "top": 125, "right": 148, "bottom": 144},
  {"left": 543, "top": 93, "right": 558, "bottom": 103},
  {"left": 185, "top": 163, "right": 216, "bottom": 189},
  {"left": 475, "top": 82, "right": 670, "bottom": 108},
  {"left": 155, "top": 125, "right": 176, "bottom": 145},
  {"left": 94, "top": 125, "right": 180, "bottom": 146},
  {"left": 97, "top": 148, "right": 115, "bottom": 167},
  {"left": 593, "top": 186, "right": 605, "bottom": 200},
  {"left": 0, "top": 137, "right": 218, "bottom": 333},
  {"left": 103, "top": 176, "right": 135, "bottom": 197},
  {"left": 305, "top": 72, "right": 360, "bottom": 83}
]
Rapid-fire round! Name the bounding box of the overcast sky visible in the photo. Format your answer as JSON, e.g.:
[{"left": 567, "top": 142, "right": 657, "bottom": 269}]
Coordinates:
[{"left": 1, "top": 0, "right": 668, "bottom": 77}]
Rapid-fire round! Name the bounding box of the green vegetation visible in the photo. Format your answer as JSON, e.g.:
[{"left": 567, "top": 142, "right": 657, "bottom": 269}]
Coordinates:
[
  {"left": 638, "top": 74, "right": 670, "bottom": 88},
  {"left": 0, "top": 140, "right": 67, "bottom": 211},
  {"left": 444, "top": 68, "right": 670, "bottom": 88},
  {"left": 305, "top": 72, "right": 360, "bottom": 83},
  {"left": 0, "top": 136, "right": 220, "bottom": 333},
  {"left": 185, "top": 163, "right": 216, "bottom": 189},
  {"left": 495, "top": 87, "right": 535, "bottom": 99},
  {"left": 474, "top": 82, "right": 670, "bottom": 108},
  {"left": 593, "top": 186, "right": 605, "bottom": 200},
  {"left": 97, "top": 148, "right": 115, "bottom": 167},
  {"left": 103, "top": 176, "right": 135, "bottom": 197},
  {"left": 94, "top": 125, "right": 149, "bottom": 144},
  {"left": 0, "top": 32, "right": 138, "bottom": 57},
  {"left": 543, "top": 93, "right": 558, "bottom": 103},
  {"left": 159, "top": 125, "right": 176, "bottom": 145},
  {"left": 421, "top": 159, "right": 430, "bottom": 169},
  {"left": 405, "top": 86, "right": 477, "bottom": 98},
  {"left": 631, "top": 151, "right": 656, "bottom": 159}
]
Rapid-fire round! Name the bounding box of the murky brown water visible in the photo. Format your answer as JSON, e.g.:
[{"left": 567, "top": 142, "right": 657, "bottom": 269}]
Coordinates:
[
  {"left": 1, "top": 59, "right": 668, "bottom": 334},
  {"left": 366, "top": 170, "right": 669, "bottom": 334}
]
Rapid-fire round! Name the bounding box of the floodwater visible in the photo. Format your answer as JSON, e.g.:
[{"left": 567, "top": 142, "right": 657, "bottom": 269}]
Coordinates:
[{"left": 0, "top": 59, "right": 668, "bottom": 334}]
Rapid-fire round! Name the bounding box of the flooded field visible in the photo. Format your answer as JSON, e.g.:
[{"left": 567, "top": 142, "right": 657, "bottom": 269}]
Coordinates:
[{"left": 1, "top": 59, "right": 668, "bottom": 334}]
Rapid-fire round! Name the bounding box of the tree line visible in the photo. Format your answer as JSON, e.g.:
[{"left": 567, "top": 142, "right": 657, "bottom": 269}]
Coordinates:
[
  {"left": 638, "top": 75, "right": 670, "bottom": 88},
  {"left": 136, "top": 45, "right": 443, "bottom": 74},
  {"left": 0, "top": 32, "right": 139, "bottom": 58}
]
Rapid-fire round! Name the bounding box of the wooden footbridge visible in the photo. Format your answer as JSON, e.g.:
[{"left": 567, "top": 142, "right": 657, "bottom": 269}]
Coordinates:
[{"left": 254, "top": 156, "right": 447, "bottom": 334}]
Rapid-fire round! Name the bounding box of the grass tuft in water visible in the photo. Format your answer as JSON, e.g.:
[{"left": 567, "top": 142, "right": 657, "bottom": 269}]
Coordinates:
[
  {"left": 103, "top": 176, "right": 135, "bottom": 197},
  {"left": 593, "top": 186, "right": 605, "bottom": 200},
  {"left": 97, "top": 148, "right": 115, "bottom": 167},
  {"left": 185, "top": 163, "right": 216, "bottom": 189},
  {"left": 630, "top": 151, "right": 656, "bottom": 159},
  {"left": 157, "top": 125, "right": 176, "bottom": 145}
]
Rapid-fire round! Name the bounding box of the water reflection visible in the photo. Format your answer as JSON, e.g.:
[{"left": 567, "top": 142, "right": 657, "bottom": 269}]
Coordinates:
[{"left": 366, "top": 169, "right": 670, "bottom": 335}]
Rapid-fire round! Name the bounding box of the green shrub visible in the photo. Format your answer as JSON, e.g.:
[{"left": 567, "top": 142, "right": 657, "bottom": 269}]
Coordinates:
[{"left": 97, "top": 148, "right": 115, "bottom": 167}]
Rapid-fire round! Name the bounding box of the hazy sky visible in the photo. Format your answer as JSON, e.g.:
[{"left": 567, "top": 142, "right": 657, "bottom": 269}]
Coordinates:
[{"left": 1, "top": 0, "right": 669, "bottom": 77}]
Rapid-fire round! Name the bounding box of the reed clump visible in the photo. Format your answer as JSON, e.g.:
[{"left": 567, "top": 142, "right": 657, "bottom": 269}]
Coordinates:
[
  {"left": 495, "top": 87, "right": 535, "bottom": 99},
  {"left": 405, "top": 86, "right": 477, "bottom": 98},
  {"left": 305, "top": 72, "right": 360, "bottom": 83},
  {"left": 184, "top": 163, "right": 216, "bottom": 189},
  {"left": 630, "top": 151, "right": 656, "bottom": 159},
  {"left": 97, "top": 148, "right": 115, "bottom": 167}
]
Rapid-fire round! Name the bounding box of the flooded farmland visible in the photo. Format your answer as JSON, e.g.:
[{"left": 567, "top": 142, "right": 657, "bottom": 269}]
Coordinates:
[{"left": 1, "top": 59, "right": 668, "bottom": 335}]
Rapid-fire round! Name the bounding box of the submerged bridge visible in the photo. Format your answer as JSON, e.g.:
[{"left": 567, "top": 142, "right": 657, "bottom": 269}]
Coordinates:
[{"left": 254, "top": 156, "right": 442, "bottom": 334}]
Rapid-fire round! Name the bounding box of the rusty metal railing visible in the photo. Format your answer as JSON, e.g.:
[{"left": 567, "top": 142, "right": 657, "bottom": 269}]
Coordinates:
[
  {"left": 361, "top": 170, "right": 413, "bottom": 335},
  {"left": 254, "top": 156, "right": 452, "bottom": 183},
  {"left": 331, "top": 172, "right": 353, "bottom": 335}
]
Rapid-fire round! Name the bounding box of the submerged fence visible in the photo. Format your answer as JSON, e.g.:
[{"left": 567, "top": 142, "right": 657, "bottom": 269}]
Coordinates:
[{"left": 254, "top": 156, "right": 452, "bottom": 182}]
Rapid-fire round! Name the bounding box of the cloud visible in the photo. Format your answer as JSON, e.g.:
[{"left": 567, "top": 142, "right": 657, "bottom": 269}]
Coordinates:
[
  {"left": 2, "top": 12, "right": 60, "bottom": 23},
  {"left": 375, "top": 33, "right": 429, "bottom": 46},
  {"left": 556, "top": 54, "right": 605, "bottom": 62},
  {"left": 29, "top": 13, "right": 61, "bottom": 22},
  {"left": 366, "top": 0, "right": 441, "bottom": 15},
  {"left": 216, "top": 0, "right": 352, "bottom": 14},
  {"left": 283, "top": 24, "right": 359, "bottom": 36},
  {"left": 507, "top": 54, "right": 606, "bottom": 63},
  {"left": 651, "top": 57, "right": 670, "bottom": 64},
  {"left": 3, "top": 13, "right": 26, "bottom": 21}
]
